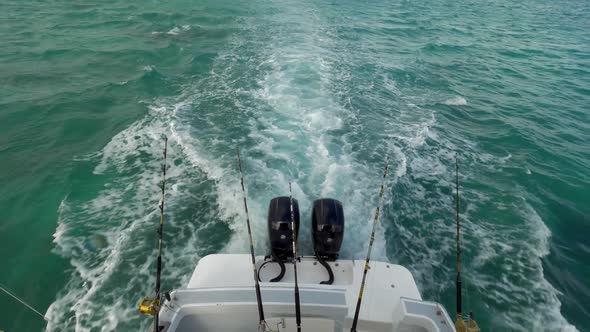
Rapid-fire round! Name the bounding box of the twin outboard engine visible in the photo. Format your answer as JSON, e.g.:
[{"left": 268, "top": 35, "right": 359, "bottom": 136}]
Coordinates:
[
  {"left": 312, "top": 198, "right": 344, "bottom": 284},
  {"left": 312, "top": 198, "right": 345, "bottom": 261},
  {"left": 264, "top": 196, "right": 344, "bottom": 284},
  {"left": 265, "top": 196, "right": 300, "bottom": 283},
  {"left": 268, "top": 196, "right": 300, "bottom": 261}
]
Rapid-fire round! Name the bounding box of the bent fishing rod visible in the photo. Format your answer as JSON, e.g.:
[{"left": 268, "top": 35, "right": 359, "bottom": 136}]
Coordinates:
[
  {"left": 237, "top": 149, "right": 267, "bottom": 332},
  {"left": 350, "top": 157, "right": 389, "bottom": 332}
]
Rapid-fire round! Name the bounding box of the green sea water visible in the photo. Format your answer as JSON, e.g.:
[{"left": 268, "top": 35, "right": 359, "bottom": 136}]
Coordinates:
[{"left": 1, "top": 0, "right": 589, "bottom": 331}]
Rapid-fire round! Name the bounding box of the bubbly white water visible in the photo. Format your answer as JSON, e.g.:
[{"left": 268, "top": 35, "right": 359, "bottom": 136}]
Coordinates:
[{"left": 45, "top": 0, "right": 579, "bottom": 330}]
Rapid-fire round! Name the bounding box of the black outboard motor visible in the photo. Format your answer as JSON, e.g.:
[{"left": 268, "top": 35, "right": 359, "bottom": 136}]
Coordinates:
[
  {"left": 268, "top": 196, "right": 300, "bottom": 261},
  {"left": 312, "top": 198, "right": 345, "bottom": 284},
  {"left": 264, "top": 196, "right": 299, "bottom": 282},
  {"left": 312, "top": 198, "right": 345, "bottom": 260}
]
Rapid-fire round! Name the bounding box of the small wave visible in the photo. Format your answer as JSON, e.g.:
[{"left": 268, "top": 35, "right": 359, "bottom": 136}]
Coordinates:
[
  {"left": 443, "top": 96, "right": 467, "bottom": 106},
  {"left": 151, "top": 25, "right": 191, "bottom": 36},
  {"left": 167, "top": 25, "right": 191, "bottom": 35},
  {"left": 474, "top": 204, "right": 578, "bottom": 332}
]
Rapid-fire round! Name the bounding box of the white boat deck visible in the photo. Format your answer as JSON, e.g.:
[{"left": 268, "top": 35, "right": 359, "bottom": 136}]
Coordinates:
[{"left": 156, "top": 254, "right": 455, "bottom": 332}]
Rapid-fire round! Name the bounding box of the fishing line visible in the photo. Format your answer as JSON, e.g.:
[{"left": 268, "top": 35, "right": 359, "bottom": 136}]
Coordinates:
[{"left": 0, "top": 284, "right": 47, "bottom": 321}]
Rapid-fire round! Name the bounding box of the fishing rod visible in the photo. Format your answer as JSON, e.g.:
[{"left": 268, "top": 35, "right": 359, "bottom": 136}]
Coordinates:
[
  {"left": 455, "top": 156, "right": 462, "bottom": 321},
  {"left": 138, "top": 136, "right": 168, "bottom": 332},
  {"left": 237, "top": 149, "right": 267, "bottom": 332},
  {"left": 0, "top": 284, "right": 47, "bottom": 321},
  {"left": 154, "top": 136, "right": 168, "bottom": 332},
  {"left": 350, "top": 158, "right": 389, "bottom": 332},
  {"left": 453, "top": 156, "right": 480, "bottom": 332},
  {"left": 288, "top": 182, "right": 302, "bottom": 332}
]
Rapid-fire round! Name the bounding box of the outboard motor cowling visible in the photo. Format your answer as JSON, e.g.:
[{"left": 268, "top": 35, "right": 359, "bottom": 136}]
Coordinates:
[
  {"left": 312, "top": 198, "right": 345, "bottom": 261},
  {"left": 268, "top": 196, "right": 300, "bottom": 262}
]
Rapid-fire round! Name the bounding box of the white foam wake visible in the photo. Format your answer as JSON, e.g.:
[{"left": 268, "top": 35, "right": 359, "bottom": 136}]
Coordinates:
[
  {"left": 46, "top": 1, "right": 578, "bottom": 331},
  {"left": 443, "top": 96, "right": 468, "bottom": 106},
  {"left": 46, "top": 102, "right": 234, "bottom": 331},
  {"left": 151, "top": 25, "right": 191, "bottom": 36},
  {"left": 384, "top": 128, "right": 578, "bottom": 331}
]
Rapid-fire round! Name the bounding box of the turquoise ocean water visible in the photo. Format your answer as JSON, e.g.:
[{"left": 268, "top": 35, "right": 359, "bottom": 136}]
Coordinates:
[{"left": 1, "top": 0, "right": 589, "bottom": 331}]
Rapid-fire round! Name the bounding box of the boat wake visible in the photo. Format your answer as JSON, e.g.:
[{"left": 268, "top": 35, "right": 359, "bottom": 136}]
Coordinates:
[{"left": 46, "top": 0, "right": 578, "bottom": 331}]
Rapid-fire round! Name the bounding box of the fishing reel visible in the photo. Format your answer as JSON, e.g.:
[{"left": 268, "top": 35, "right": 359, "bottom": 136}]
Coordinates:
[
  {"left": 139, "top": 297, "right": 160, "bottom": 316},
  {"left": 139, "top": 292, "right": 171, "bottom": 316}
]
